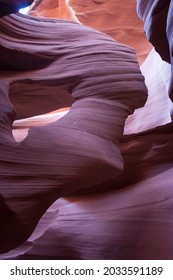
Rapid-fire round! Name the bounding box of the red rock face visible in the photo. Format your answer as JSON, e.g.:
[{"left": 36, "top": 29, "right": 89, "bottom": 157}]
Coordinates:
[
  {"left": 30, "top": 0, "right": 152, "bottom": 64},
  {"left": 29, "top": 0, "right": 78, "bottom": 21},
  {"left": 0, "top": 0, "right": 173, "bottom": 260}
]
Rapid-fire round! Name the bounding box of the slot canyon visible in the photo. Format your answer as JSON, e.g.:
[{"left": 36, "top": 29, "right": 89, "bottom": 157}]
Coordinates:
[{"left": 0, "top": 0, "right": 173, "bottom": 259}]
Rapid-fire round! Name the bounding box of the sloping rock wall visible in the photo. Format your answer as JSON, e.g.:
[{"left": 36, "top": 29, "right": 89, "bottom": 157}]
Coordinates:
[{"left": 137, "top": 0, "right": 173, "bottom": 101}]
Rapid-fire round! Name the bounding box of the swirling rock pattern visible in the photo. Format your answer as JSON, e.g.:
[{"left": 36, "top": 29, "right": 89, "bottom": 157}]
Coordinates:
[{"left": 0, "top": 12, "right": 147, "bottom": 253}]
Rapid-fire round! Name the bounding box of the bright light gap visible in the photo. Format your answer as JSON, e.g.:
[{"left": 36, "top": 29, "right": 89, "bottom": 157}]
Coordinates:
[{"left": 19, "top": 6, "right": 30, "bottom": 15}]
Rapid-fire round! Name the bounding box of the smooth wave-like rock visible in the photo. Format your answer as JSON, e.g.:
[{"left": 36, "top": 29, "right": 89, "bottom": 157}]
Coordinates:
[
  {"left": 1, "top": 0, "right": 173, "bottom": 260},
  {"left": 2, "top": 122, "right": 173, "bottom": 260},
  {"left": 17, "top": 163, "right": 173, "bottom": 260},
  {"left": 0, "top": 12, "right": 147, "bottom": 253}
]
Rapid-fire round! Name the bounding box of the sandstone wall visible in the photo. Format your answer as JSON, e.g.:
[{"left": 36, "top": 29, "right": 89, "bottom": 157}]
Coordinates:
[{"left": 0, "top": 0, "right": 173, "bottom": 260}]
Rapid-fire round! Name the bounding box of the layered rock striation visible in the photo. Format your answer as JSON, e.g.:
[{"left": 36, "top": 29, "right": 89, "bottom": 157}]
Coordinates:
[{"left": 29, "top": 0, "right": 152, "bottom": 64}]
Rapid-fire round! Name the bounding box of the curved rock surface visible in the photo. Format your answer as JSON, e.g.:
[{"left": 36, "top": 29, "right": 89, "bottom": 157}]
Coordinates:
[
  {"left": 137, "top": 0, "right": 173, "bottom": 101},
  {"left": 0, "top": 0, "right": 173, "bottom": 260},
  {"left": 0, "top": 12, "right": 147, "bottom": 254}
]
